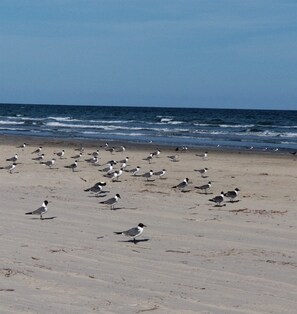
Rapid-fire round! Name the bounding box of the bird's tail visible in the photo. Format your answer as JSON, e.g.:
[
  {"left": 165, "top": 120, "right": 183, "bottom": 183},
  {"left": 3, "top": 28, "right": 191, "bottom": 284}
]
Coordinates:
[
  {"left": 25, "top": 211, "right": 33, "bottom": 215},
  {"left": 114, "top": 232, "right": 122, "bottom": 235}
]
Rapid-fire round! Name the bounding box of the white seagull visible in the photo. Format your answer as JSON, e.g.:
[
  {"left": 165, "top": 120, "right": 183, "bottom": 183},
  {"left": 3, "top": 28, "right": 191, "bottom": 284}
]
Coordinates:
[
  {"left": 84, "top": 182, "right": 107, "bottom": 193},
  {"left": 209, "top": 192, "right": 225, "bottom": 206},
  {"left": 195, "top": 181, "right": 212, "bottom": 194},
  {"left": 129, "top": 166, "right": 140, "bottom": 176},
  {"left": 142, "top": 170, "right": 154, "bottom": 181},
  {"left": 195, "top": 167, "right": 208, "bottom": 177},
  {"left": 42, "top": 158, "right": 56, "bottom": 169},
  {"left": 224, "top": 188, "right": 240, "bottom": 202},
  {"left": 154, "top": 169, "right": 166, "bottom": 179},
  {"left": 32, "top": 147, "right": 42, "bottom": 154},
  {"left": 25, "top": 200, "right": 49, "bottom": 220},
  {"left": 65, "top": 160, "right": 78, "bottom": 172},
  {"left": 114, "top": 223, "right": 147, "bottom": 243},
  {"left": 172, "top": 178, "right": 189, "bottom": 191},
  {"left": 0, "top": 163, "right": 16, "bottom": 174},
  {"left": 100, "top": 194, "right": 121, "bottom": 210},
  {"left": 6, "top": 154, "right": 18, "bottom": 162},
  {"left": 55, "top": 149, "right": 65, "bottom": 159}
]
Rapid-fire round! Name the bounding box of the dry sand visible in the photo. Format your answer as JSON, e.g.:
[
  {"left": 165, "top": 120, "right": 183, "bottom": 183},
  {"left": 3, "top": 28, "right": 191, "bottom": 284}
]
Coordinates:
[{"left": 0, "top": 135, "right": 297, "bottom": 313}]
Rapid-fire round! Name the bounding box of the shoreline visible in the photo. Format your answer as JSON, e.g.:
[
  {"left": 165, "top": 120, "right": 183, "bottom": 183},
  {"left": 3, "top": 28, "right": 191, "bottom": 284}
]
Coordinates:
[{"left": 0, "top": 133, "right": 292, "bottom": 157}]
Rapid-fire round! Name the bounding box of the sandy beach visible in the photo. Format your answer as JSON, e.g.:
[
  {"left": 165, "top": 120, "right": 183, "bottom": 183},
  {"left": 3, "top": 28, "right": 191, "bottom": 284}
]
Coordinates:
[{"left": 0, "top": 135, "right": 296, "bottom": 314}]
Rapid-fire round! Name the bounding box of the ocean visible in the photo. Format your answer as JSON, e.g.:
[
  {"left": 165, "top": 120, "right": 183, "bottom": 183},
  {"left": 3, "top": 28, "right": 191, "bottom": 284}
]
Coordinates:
[{"left": 0, "top": 103, "right": 296, "bottom": 151}]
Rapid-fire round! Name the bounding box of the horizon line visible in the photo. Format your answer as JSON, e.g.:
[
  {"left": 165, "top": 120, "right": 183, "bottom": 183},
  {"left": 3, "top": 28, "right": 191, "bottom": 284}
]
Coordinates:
[{"left": 0, "top": 102, "right": 296, "bottom": 112}]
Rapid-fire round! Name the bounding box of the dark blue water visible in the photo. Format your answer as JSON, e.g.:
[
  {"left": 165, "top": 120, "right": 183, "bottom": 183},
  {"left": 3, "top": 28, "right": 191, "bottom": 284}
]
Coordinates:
[{"left": 0, "top": 103, "right": 296, "bottom": 151}]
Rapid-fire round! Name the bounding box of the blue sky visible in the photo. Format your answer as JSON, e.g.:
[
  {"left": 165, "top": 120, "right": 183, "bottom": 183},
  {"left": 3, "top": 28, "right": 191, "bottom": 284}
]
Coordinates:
[{"left": 0, "top": 0, "right": 296, "bottom": 109}]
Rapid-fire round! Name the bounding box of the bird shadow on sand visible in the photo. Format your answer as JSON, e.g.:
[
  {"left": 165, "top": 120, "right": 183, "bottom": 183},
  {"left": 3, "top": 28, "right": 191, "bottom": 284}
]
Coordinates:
[
  {"left": 120, "top": 238, "right": 150, "bottom": 244},
  {"left": 196, "top": 192, "right": 213, "bottom": 195},
  {"left": 88, "top": 194, "right": 108, "bottom": 198},
  {"left": 100, "top": 207, "right": 125, "bottom": 211},
  {"left": 30, "top": 216, "right": 57, "bottom": 220},
  {"left": 226, "top": 200, "right": 240, "bottom": 203},
  {"left": 208, "top": 204, "right": 227, "bottom": 209}
]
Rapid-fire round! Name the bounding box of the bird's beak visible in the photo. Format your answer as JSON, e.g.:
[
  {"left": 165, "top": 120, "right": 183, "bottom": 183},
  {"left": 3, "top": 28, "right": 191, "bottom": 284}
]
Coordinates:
[{"left": 143, "top": 224, "right": 147, "bottom": 227}]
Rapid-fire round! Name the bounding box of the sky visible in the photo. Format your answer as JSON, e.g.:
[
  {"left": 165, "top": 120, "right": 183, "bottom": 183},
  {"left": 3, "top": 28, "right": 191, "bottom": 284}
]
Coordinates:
[{"left": 0, "top": 0, "right": 296, "bottom": 110}]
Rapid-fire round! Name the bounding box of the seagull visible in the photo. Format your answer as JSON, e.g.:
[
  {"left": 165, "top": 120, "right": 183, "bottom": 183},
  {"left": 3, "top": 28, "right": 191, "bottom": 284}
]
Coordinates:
[
  {"left": 172, "top": 178, "right": 189, "bottom": 191},
  {"left": 32, "top": 153, "right": 45, "bottom": 162},
  {"left": 111, "top": 168, "right": 123, "bottom": 182},
  {"left": 195, "top": 181, "right": 212, "bottom": 194},
  {"left": 55, "top": 149, "right": 65, "bottom": 159},
  {"left": 17, "top": 143, "right": 27, "bottom": 150},
  {"left": 118, "top": 157, "right": 129, "bottom": 164},
  {"left": 195, "top": 168, "right": 208, "bottom": 177},
  {"left": 106, "top": 147, "right": 115, "bottom": 154},
  {"left": 152, "top": 149, "right": 161, "bottom": 158},
  {"left": 75, "top": 145, "right": 84, "bottom": 153},
  {"left": 144, "top": 153, "right": 153, "bottom": 163},
  {"left": 85, "top": 156, "right": 99, "bottom": 165},
  {"left": 117, "top": 145, "right": 126, "bottom": 152},
  {"left": 196, "top": 152, "right": 208, "bottom": 160},
  {"left": 71, "top": 152, "right": 83, "bottom": 161},
  {"left": 25, "top": 200, "right": 49, "bottom": 220},
  {"left": 100, "top": 163, "right": 113, "bottom": 174},
  {"left": 84, "top": 182, "right": 107, "bottom": 193},
  {"left": 100, "top": 194, "right": 121, "bottom": 210},
  {"left": 114, "top": 223, "right": 147, "bottom": 243},
  {"left": 142, "top": 170, "right": 154, "bottom": 181},
  {"left": 106, "top": 160, "right": 117, "bottom": 166},
  {"left": 89, "top": 150, "right": 100, "bottom": 157},
  {"left": 32, "top": 147, "right": 42, "bottom": 154},
  {"left": 128, "top": 166, "right": 140, "bottom": 176},
  {"left": 290, "top": 151, "right": 297, "bottom": 156},
  {"left": 168, "top": 154, "right": 180, "bottom": 162},
  {"left": 154, "top": 169, "right": 166, "bottom": 179},
  {"left": 6, "top": 154, "right": 18, "bottom": 162},
  {"left": 65, "top": 160, "right": 78, "bottom": 172},
  {"left": 224, "top": 188, "right": 240, "bottom": 202},
  {"left": 42, "top": 158, "right": 56, "bottom": 169},
  {"left": 0, "top": 163, "right": 16, "bottom": 174},
  {"left": 209, "top": 192, "right": 225, "bottom": 206}
]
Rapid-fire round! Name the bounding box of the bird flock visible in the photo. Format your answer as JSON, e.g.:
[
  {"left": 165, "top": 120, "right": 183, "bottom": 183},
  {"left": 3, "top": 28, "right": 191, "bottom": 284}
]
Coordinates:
[{"left": 2, "top": 142, "right": 247, "bottom": 243}]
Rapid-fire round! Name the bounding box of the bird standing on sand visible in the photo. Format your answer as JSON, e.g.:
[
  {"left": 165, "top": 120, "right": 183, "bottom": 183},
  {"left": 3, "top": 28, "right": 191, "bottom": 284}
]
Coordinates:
[
  {"left": 224, "top": 188, "right": 240, "bottom": 202},
  {"left": 111, "top": 168, "right": 123, "bottom": 182},
  {"left": 172, "top": 178, "right": 189, "bottom": 191},
  {"left": 0, "top": 163, "right": 16, "bottom": 174},
  {"left": 32, "top": 153, "right": 45, "bottom": 162},
  {"left": 100, "top": 194, "right": 121, "bottom": 210},
  {"left": 25, "top": 200, "right": 49, "bottom": 220},
  {"left": 42, "top": 158, "right": 56, "bottom": 169},
  {"left": 55, "top": 150, "right": 65, "bottom": 159},
  {"left": 195, "top": 168, "right": 208, "bottom": 177},
  {"left": 154, "top": 169, "right": 166, "bottom": 179},
  {"left": 17, "top": 143, "right": 27, "bottom": 150},
  {"left": 142, "top": 170, "right": 154, "bottom": 181},
  {"left": 84, "top": 182, "right": 107, "bottom": 193},
  {"left": 129, "top": 166, "right": 140, "bottom": 176},
  {"left": 144, "top": 153, "right": 153, "bottom": 163},
  {"left": 65, "top": 160, "right": 78, "bottom": 172},
  {"left": 152, "top": 149, "right": 161, "bottom": 158},
  {"left": 209, "top": 192, "right": 225, "bottom": 206},
  {"left": 195, "top": 181, "right": 212, "bottom": 194},
  {"left": 32, "top": 147, "right": 42, "bottom": 154},
  {"left": 6, "top": 154, "right": 18, "bottom": 162},
  {"left": 114, "top": 223, "right": 147, "bottom": 243}
]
